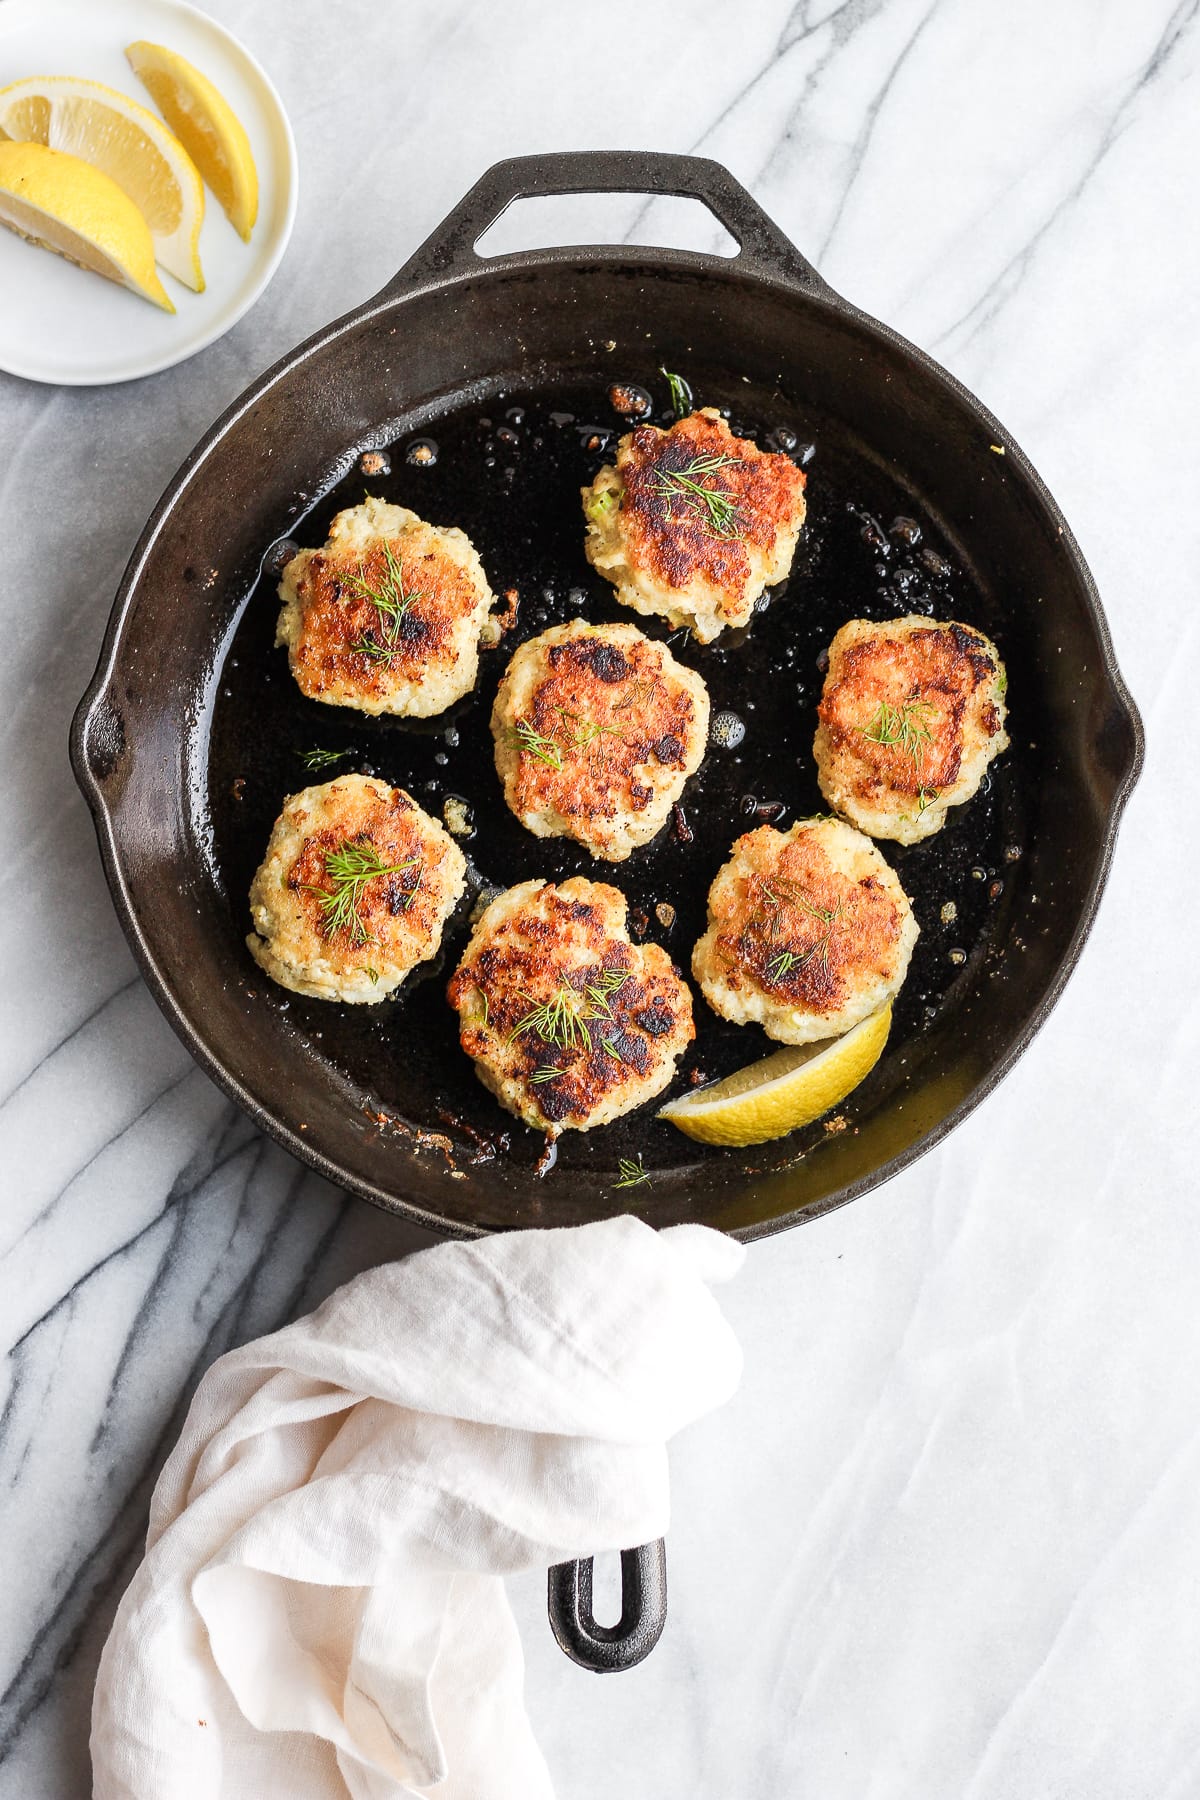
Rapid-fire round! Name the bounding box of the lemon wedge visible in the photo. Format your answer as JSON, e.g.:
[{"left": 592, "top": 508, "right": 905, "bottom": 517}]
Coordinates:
[
  {"left": 0, "top": 75, "right": 204, "bottom": 289},
  {"left": 0, "top": 140, "right": 173, "bottom": 311},
  {"left": 658, "top": 1005, "right": 892, "bottom": 1146},
  {"left": 125, "top": 40, "right": 257, "bottom": 242}
]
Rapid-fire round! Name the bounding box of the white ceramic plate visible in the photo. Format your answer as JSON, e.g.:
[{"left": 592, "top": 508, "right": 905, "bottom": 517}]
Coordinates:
[{"left": 0, "top": 0, "right": 297, "bottom": 385}]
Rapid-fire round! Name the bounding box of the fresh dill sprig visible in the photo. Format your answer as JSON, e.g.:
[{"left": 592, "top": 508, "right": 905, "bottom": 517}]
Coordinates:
[
  {"left": 302, "top": 839, "right": 420, "bottom": 943},
  {"left": 754, "top": 879, "right": 843, "bottom": 984},
  {"left": 513, "top": 710, "right": 618, "bottom": 766},
  {"left": 509, "top": 968, "right": 630, "bottom": 1052},
  {"left": 570, "top": 722, "right": 611, "bottom": 749},
  {"left": 551, "top": 705, "right": 620, "bottom": 751},
  {"left": 651, "top": 452, "right": 744, "bottom": 539},
  {"left": 613, "top": 1155, "right": 651, "bottom": 1190},
  {"left": 758, "top": 879, "right": 840, "bottom": 934},
  {"left": 860, "top": 698, "right": 941, "bottom": 814},
  {"left": 529, "top": 1066, "right": 563, "bottom": 1085},
  {"left": 299, "top": 746, "right": 353, "bottom": 772},
  {"left": 513, "top": 719, "right": 564, "bottom": 770},
  {"left": 898, "top": 784, "right": 942, "bottom": 826},
  {"left": 764, "top": 941, "right": 832, "bottom": 983},
  {"left": 659, "top": 367, "right": 693, "bottom": 420},
  {"left": 580, "top": 967, "right": 630, "bottom": 1019},
  {"left": 510, "top": 986, "right": 592, "bottom": 1052},
  {"left": 344, "top": 541, "right": 424, "bottom": 662},
  {"left": 613, "top": 675, "right": 656, "bottom": 714},
  {"left": 859, "top": 698, "right": 934, "bottom": 762}
]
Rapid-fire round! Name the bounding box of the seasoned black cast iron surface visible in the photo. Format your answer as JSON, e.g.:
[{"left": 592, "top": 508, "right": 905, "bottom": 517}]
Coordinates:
[
  {"left": 72, "top": 153, "right": 1143, "bottom": 1239},
  {"left": 211, "top": 378, "right": 1018, "bottom": 1195}
]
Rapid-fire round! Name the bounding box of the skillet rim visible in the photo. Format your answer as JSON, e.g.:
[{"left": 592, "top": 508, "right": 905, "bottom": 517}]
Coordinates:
[{"left": 70, "top": 153, "right": 1145, "bottom": 1241}]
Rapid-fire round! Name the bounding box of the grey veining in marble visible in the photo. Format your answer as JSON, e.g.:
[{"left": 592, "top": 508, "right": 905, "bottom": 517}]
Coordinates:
[{"left": 1, "top": 0, "right": 1197, "bottom": 1794}]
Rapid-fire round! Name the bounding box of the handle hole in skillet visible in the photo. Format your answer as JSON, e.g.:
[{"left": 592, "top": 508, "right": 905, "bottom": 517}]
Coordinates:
[
  {"left": 473, "top": 192, "right": 739, "bottom": 261},
  {"left": 588, "top": 1553, "right": 624, "bottom": 1628}
]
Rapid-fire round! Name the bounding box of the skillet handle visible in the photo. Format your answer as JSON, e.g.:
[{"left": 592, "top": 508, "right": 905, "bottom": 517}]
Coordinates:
[
  {"left": 547, "top": 1539, "right": 667, "bottom": 1673},
  {"left": 380, "top": 151, "right": 833, "bottom": 298}
]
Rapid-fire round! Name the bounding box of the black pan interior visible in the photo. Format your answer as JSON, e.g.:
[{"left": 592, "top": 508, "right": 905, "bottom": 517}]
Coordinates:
[
  {"left": 78, "top": 251, "right": 1139, "bottom": 1239},
  {"left": 204, "top": 366, "right": 1022, "bottom": 1216}
]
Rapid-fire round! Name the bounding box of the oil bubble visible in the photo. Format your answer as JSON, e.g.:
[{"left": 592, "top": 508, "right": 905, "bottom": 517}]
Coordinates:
[
  {"left": 710, "top": 710, "right": 746, "bottom": 749},
  {"left": 267, "top": 538, "right": 298, "bottom": 573},
  {"left": 407, "top": 438, "right": 438, "bottom": 467},
  {"left": 609, "top": 383, "right": 652, "bottom": 418}
]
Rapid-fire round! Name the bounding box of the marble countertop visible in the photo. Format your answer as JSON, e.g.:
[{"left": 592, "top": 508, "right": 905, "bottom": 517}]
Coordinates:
[{"left": 2, "top": 1, "right": 1196, "bottom": 1794}]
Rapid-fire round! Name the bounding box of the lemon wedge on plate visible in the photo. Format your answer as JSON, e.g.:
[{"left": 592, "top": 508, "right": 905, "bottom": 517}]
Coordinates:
[
  {"left": 0, "top": 140, "right": 173, "bottom": 311},
  {"left": 0, "top": 75, "right": 204, "bottom": 290},
  {"left": 658, "top": 1005, "right": 892, "bottom": 1146},
  {"left": 125, "top": 40, "right": 257, "bottom": 242}
]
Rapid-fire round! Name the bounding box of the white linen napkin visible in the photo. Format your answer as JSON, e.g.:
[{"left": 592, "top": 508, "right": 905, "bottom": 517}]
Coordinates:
[{"left": 91, "top": 1215, "right": 745, "bottom": 1800}]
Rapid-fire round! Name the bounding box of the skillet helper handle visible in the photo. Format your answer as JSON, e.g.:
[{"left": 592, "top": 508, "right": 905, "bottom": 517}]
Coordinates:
[
  {"left": 547, "top": 1539, "right": 667, "bottom": 1673},
  {"left": 70, "top": 684, "right": 128, "bottom": 808},
  {"left": 382, "top": 150, "right": 832, "bottom": 296}
]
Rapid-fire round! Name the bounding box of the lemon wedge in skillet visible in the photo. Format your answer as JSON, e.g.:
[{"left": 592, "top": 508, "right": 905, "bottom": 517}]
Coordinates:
[
  {"left": 0, "top": 140, "right": 174, "bottom": 310},
  {"left": 658, "top": 1004, "right": 892, "bottom": 1146},
  {"left": 125, "top": 40, "right": 257, "bottom": 241},
  {"left": 0, "top": 75, "right": 205, "bottom": 288}
]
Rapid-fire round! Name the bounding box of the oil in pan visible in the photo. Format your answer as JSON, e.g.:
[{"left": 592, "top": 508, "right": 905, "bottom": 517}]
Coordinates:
[{"left": 206, "top": 373, "right": 1023, "bottom": 1186}]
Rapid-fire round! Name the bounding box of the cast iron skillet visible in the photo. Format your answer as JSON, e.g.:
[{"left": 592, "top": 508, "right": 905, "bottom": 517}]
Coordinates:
[{"left": 71, "top": 153, "right": 1143, "bottom": 1672}]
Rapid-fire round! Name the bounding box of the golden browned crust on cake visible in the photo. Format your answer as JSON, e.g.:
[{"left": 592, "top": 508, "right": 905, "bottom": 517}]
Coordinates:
[
  {"left": 276, "top": 497, "right": 496, "bottom": 717},
  {"left": 491, "top": 620, "right": 710, "bottom": 860},
  {"left": 447, "top": 877, "right": 694, "bottom": 1130},
  {"left": 692, "top": 818, "right": 918, "bottom": 1044},
  {"left": 248, "top": 774, "right": 466, "bottom": 1003},
  {"left": 582, "top": 409, "right": 806, "bottom": 643},
  {"left": 815, "top": 615, "right": 1009, "bottom": 843}
]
